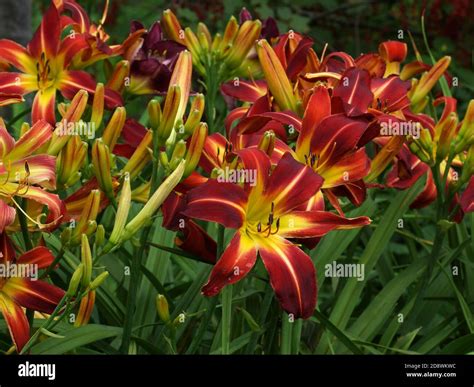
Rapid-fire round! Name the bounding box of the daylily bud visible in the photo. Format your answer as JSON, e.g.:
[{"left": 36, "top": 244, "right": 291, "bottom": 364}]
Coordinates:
[
  {"left": 197, "top": 22, "right": 212, "bottom": 47},
  {"left": 48, "top": 90, "right": 88, "bottom": 155},
  {"left": 409, "top": 141, "right": 431, "bottom": 164},
  {"left": 89, "top": 272, "right": 109, "bottom": 291},
  {"left": 122, "top": 160, "right": 185, "bottom": 241},
  {"left": 226, "top": 20, "right": 261, "bottom": 69},
  {"left": 61, "top": 227, "right": 72, "bottom": 246},
  {"left": 106, "top": 60, "right": 130, "bottom": 93},
  {"left": 183, "top": 94, "right": 205, "bottom": 138},
  {"left": 258, "top": 130, "right": 275, "bottom": 157},
  {"left": 148, "top": 99, "right": 162, "bottom": 131},
  {"left": 434, "top": 112, "right": 458, "bottom": 161},
  {"left": 365, "top": 136, "right": 405, "bottom": 182},
  {"left": 256, "top": 39, "right": 298, "bottom": 113},
  {"left": 159, "top": 85, "right": 181, "bottom": 144},
  {"left": 419, "top": 128, "right": 433, "bottom": 155},
  {"left": 169, "top": 51, "right": 192, "bottom": 124},
  {"left": 57, "top": 136, "right": 88, "bottom": 188},
  {"left": 159, "top": 152, "right": 169, "bottom": 168},
  {"left": 169, "top": 140, "right": 187, "bottom": 171},
  {"left": 103, "top": 107, "right": 126, "bottom": 150},
  {"left": 122, "top": 131, "right": 153, "bottom": 179},
  {"left": 92, "top": 139, "right": 115, "bottom": 200},
  {"left": 71, "top": 190, "right": 101, "bottom": 244},
  {"left": 67, "top": 264, "right": 84, "bottom": 297},
  {"left": 454, "top": 100, "right": 474, "bottom": 154},
  {"left": 81, "top": 234, "right": 93, "bottom": 289},
  {"left": 104, "top": 173, "right": 132, "bottom": 252},
  {"left": 197, "top": 30, "right": 210, "bottom": 53},
  {"left": 219, "top": 16, "right": 239, "bottom": 53},
  {"left": 156, "top": 294, "right": 170, "bottom": 323},
  {"left": 95, "top": 225, "right": 105, "bottom": 246},
  {"left": 378, "top": 41, "right": 407, "bottom": 77},
  {"left": 211, "top": 33, "right": 222, "bottom": 52},
  {"left": 173, "top": 313, "right": 186, "bottom": 327},
  {"left": 74, "top": 291, "right": 95, "bottom": 327},
  {"left": 91, "top": 83, "right": 105, "bottom": 129},
  {"left": 162, "top": 9, "right": 185, "bottom": 44},
  {"left": 460, "top": 145, "right": 474, "bottom": 185},
  {"left": 409, "top": 56, "right": 451, "bottom": 107},
  {"left": 184, "top": 27, "right": 201, "bottom": 58},
  {"left": 184, "top": 123, "right": 207, "bottom": 177},
  {"left": 131, "top": 181, "right": 151, "bottom": 204}
]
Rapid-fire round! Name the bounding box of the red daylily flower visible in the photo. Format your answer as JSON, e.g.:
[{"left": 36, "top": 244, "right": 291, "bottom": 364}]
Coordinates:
[
  {"left": 0, "top": 233, "right": 65, "bottom": 351},
  {"left": 0, "top": 2, "right": 122, "bottom": 124},
  {"left": 0, "top": 119, "right": 64, "bottom": 231},
  {"left": 183, "top": 150, "right": 370, "bottom": 318}
]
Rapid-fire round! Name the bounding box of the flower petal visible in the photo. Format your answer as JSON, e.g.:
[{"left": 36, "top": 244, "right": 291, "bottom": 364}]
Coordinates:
[
  {"left": 183, "top": 179, "right": 248, "bottom": 229},
  {"left": 333, "top": 68, "right": 373, "bottom": 116},
  {"left": 257, "top": 235, "right": 317, "bottom": 319},
  {"left": 0, "top": 72, "right": 37, "bottom": 95},
  {"left": 259, "top": 152, "right": 323, "bottom": 217},
  {"left": 221, "top": 79, "right": 268, "bottom": 103},
  {"left": 3, "top": 118, "right": 52, "bottom": 160},
  {"left": 296, "top": 86, "right": 331, "bottom": 160},
  {"left": 319, "top": 148, "right": 370, "bottom": 188},
  {"left": 278, "top": 210, "right": 371, "bottom": 238},
  {"left": 3, "top": 277, "right": 64, "bottom": 314},
  {"left": 176, "top": 220, "right": 217, "bottom": 265},
  {"left": 32, "top": 88, "right": 57, "bottom": 125},
  {"left": 460, "top": 176, "right": 474, "bottom": 213},
  {"left": 17, "top": 246, "right": 55, "bottom": 269},
  {"left": 0, "top": 201, "right": 16, "bottom": 233},
  {"left": 0, "top": 40, "right": 36, "bottom": 73},
  {"left": 27, "top": 3, "right": 61, "bottom": 59},
  {"left": 59, "top": 70, "right": 123, "bottom": 109},
  {"left": 0, "top": 293, "right": 29, "bottom": 351},
  {"left": 202, "top": 231, "right": 257, "bottom": 296}
]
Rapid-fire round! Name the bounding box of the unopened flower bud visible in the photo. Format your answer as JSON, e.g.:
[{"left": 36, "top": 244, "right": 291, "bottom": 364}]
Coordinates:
[
  {"left": 67, "top": 264, "right": 84, "bottom": 297},
  {"left": 89, "top": 272, "right": 109, "bottom": 291},
  {"left": 156, "top": 294, "right": 170, "bottom": 323}
]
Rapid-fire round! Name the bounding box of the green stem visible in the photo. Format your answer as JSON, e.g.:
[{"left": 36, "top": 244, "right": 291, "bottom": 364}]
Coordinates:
[
  {"left": 216, "top": 224, "right": 232, "bottom": 355},
  {"left": 204, "top": 59, "right": 221, "bottom": 134},
  {"left": 6, "top": 107, "right": 31, "bottom": 128},
  {"left": 221, "top": 285, "right": 233, "bottom": 355},
  {"left": 18, "top": 198, "right": 32, "bottom": 250},
  {"left": 120, "top": 135, "right": 164, "bottom": 353},
  {"left": 20, "top": 295, "right": 69, "bottom": 354},
  {"left": 281, "top": 312, "right": 293, "bottom": 355},
  {"left": 291, "top": 319, "right": 303, "bottom": 354},
  {"left": 18, "top": 198, "right": 35, "bottom": 331}
]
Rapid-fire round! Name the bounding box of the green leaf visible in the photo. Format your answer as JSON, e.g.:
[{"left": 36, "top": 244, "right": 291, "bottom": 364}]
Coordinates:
[
  {"left": 30, "top": 325, "right": 122, "bottom": 354},
  {"left": 311, "top": 310, "right": 363, "bottom": 355},
  {"left": 438, "top": 263, "right": 474, "bottom": 333},
  {"left": 393, "top": 327, "right": 422, "bottom": 351},
  {"left": 317, "top": 177, "right": 425, "bottom": 354},
  {"left": 440, "top": 334, "right": 474, "bottom": 354},
  {"left": 39, "top": 328, "right": 65, "bottom": 339},
  {"left": 313, "top": 197, "right": 376, "bottom": 285},
  {"left": 238, "top": 307, "right": 261, "bottom": 332},
  {"left": 349, "top": 259, "right": 426, "bottom": 342}
]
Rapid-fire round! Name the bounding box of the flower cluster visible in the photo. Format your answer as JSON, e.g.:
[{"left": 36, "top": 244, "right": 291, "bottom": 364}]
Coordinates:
[{"left": 0, "top": 1, "right": 472, "bottom": 352}]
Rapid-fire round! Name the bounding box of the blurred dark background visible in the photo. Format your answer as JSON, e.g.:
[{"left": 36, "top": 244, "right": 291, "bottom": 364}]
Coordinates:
[{"left": 30, "top": 0, "right": 474, "bottom": 112}]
